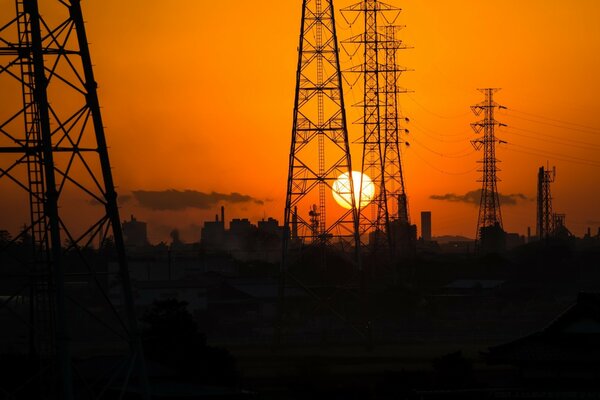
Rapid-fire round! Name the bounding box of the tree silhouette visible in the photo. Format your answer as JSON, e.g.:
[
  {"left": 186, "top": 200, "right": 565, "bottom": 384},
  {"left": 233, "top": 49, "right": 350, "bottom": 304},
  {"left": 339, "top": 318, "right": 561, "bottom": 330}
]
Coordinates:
[{"left": 141, "top": 299, "right": 239, "bottom": 386}]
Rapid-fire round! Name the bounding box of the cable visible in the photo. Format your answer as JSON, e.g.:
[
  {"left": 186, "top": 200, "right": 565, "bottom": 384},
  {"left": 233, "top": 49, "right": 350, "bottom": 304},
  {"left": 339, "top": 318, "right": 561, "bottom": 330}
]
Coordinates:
[
  {"left": 510, "top": 142, "right": 600, "bottom": 165},
  {"left": 411, "top": 136, "right": 475, "bottom": 158},
  {"left": 409, "top": 147, "right": 479, "bottom": 175},
  {"left": 507, "top": 108, "right": 600, "bottom": 132},
  {"left": 503, "top": 126, "right": 600, "bottom": 151},
  {"left": 410, "top": 119, "right": 469, "bottom": 142},
  {"left": 407, "top": 93, "right": 470, "bottom": 119},
  {"left": 501, "top": 143, "right": 600, "bottom": 168},
  {"left": 501, "top": 110, "right": 600, "bottom": 136}
]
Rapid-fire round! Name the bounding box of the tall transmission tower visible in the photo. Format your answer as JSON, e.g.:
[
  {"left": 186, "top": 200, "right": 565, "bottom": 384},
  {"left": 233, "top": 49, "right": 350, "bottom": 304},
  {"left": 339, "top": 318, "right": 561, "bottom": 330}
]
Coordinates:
[
  {"left": 278, "top": 0, "right": 362, "bottom": 344},
  {"left": 537, "top": 165, "right": 556, "bottom": 240},
  {"left": 0, "top": 1, "right": 147, "bottom": 399},
  {"left": 341, "top": 0, "right": 401, "bottom": 252},
  {"left": 381, "top": 24, "right": 415, "bottom": 258},
  {"left": 382, "top": 25, "right": 407, "bottom": 224},
  {"left": 470, "top": 88, "right": 507, "bottom": 252}
]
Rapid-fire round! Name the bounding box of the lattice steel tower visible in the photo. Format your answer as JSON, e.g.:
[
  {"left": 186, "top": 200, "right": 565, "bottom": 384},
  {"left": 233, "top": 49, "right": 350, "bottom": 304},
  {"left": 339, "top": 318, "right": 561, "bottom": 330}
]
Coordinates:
[
  {"left": 278, "top": 0, "right": 363, "bottom": 345},
  {"left": 470, "top": 88, "right": 506, "bottom": 248},
  {"left": 0, "top": 1, "right": 148, "bottom": 398},
  {"left": 341, "top": 0, "right": 401, "bottom": 251},
  {"left": 381, "top": 25, "right": 409, "bottom": 225},
  {"left": 537, "top": 165, "right": 556, "bottom": 240},
  {"left": 282, "top": 0, "right": 360, "bottom": 251}
]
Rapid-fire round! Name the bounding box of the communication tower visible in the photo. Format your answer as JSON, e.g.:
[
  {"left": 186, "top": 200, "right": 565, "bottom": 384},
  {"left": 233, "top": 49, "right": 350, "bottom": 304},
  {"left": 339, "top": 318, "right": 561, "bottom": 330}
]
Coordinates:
[
  {"left": 537, "top": 165, "right": 555, "bottom": 240},
  {"left": 0, "top": 1, "right": 148, "bottom": 398}
]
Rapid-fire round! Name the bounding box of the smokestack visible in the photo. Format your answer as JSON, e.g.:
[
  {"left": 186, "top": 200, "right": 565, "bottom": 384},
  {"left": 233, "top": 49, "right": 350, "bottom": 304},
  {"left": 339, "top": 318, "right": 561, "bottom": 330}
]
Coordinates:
[
  {"left": 221, "top": 206, "right": 225, "bottom": 228},
  {"left": 527, "top": 226, "right": 531, "bottom": 242},
  {"left": 588, "top": 227, "right": 591, "bottom": 237},
  {"left": 420, "top": 211, "right": 431, "bottom": 241},
  {"left": 215, "top": 214, "right": 218, "bottom": 222}
]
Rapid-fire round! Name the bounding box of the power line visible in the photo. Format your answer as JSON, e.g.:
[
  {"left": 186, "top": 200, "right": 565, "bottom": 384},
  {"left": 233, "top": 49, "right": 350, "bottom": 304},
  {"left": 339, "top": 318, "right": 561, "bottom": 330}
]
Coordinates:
[
  {"left": 411, "top": 136, "right": 475, "bottom": 158},
  {"left": 504, "top": 126, "right": 600, "bottom": 151},
  {"left": 410, "top": 119, "right": 469, "bottom": 143},
  {"left": 510, "top": 142, "right": 600, "bottom": 165},
  {"left": 407, "top": 93, "right": 470, "bottom": 119},
  {"left": 502, "top": 143, "right": 600, "bottom": 168},
  {"left": 508, "top": 108, "right": 600, "bottom": 132},
  {"left": 410, "top": 147, "right": 478, "bottom": 175},
  {"left": 501, "top": 110, "right": 600, "bottom": 136}
]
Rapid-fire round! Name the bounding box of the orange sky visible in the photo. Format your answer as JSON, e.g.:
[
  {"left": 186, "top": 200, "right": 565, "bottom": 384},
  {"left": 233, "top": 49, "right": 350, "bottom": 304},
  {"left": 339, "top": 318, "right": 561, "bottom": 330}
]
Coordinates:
[{"left": 3, "top": 0, "right": 600, "bottom": 243}]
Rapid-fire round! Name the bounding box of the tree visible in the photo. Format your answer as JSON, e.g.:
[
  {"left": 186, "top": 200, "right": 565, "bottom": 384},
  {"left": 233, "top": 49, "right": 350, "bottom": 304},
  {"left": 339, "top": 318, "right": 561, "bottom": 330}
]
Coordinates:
[{"left": 140, "top": 299, "right": 239, "bottom": 386}]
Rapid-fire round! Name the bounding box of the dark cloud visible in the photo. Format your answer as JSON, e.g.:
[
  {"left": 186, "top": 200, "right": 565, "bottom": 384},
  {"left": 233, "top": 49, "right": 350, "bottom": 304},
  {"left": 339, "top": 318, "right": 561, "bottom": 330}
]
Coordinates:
[
  {"left": 430, "top": 189, "right": 529, "bottom": 206},
  {"left": 131, "top": 189, "right": 263, "bottom": 211}
]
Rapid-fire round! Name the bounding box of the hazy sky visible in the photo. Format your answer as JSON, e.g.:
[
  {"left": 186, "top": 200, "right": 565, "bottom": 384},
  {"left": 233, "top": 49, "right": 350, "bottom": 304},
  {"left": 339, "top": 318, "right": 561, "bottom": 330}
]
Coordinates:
[{"left": 2, "top": 0, "right": 600, "bottom": 242}]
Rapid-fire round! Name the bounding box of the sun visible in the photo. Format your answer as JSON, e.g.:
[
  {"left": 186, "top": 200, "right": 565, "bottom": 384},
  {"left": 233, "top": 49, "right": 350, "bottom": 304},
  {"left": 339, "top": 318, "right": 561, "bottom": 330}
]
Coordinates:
[{"left": 332, "top": 171, "right": 375, "bottom": 209}]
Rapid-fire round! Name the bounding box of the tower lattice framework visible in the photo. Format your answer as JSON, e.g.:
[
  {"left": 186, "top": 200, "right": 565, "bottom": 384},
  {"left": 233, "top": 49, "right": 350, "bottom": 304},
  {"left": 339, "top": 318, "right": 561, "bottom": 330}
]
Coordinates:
[
  {"left": 537, "top": 165, "right": 555, "bottom": 240},
  {"left": 278, "top": 0, "right": 362, "bottom": 344},
  {"left": 381, "top": 25, "right": 409, "bottom": 226},
  {"left": 341, "top": 0, "right": 402, "bottom": 252},
  {"left": 470, "top": 88, "right": 506, "bottom": 244},
  {"left": 282, "top": 0, "right": 360, "bottom": 250},
  {"left": 0, "top": 1, "right": 148, "bottom": 399}
]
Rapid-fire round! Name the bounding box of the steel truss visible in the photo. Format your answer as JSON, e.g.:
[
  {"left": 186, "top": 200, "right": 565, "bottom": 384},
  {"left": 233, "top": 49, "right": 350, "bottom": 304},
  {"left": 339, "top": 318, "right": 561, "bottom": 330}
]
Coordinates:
[
  {"left": 341, "top": 0, "right": 409, "bottom": 257},
  {"left": 0, "top": 1, "right": 148, "bottom": 398},
  {"left": 277, "top": 0, "right": 364, "bottom": 346},
  {"left": 471, "top": 88, "right": 506, "bottom": 250}
]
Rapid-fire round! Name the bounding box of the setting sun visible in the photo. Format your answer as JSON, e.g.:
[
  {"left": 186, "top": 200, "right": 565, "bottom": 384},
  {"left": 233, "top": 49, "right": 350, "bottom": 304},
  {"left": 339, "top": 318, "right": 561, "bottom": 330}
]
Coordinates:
[{"left": 332, "top": 171, "right": 375, "bottom": 210}]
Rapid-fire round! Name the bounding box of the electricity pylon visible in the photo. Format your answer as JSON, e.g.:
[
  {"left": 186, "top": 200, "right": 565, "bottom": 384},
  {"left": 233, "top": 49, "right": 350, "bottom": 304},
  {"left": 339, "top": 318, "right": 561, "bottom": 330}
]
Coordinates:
[
  {"left": 537, "top": 165, "right": 556, "bottom": 240},
  {"left": 277, "top": 0, "right": 362, "bottom": 345},
  {"left": 471, "top": 88, "right": 507, "bottom": 252},
  {"left": 380, "top": 24, "right": 415, "bottom": 259},
  {"left": 0, "top": 1, "right": 148, "bottom": 398},
  {"left": 341, "top": 0, "right": 401, "bottom": 254}
]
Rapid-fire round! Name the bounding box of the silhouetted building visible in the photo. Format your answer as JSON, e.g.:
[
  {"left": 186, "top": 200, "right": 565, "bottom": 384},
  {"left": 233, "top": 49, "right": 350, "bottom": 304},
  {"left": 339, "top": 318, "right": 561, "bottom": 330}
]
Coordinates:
[
  {"left": 200, "top": 210, "right": 283, "bottom": 262},
  {"left": 486, "top": 292, "right": 600, "bottom": 390},
  {"left": 421, "top": 211, "right": 432, "bottom": 241},
  {"left": 201, "top": 213, "right": 225, "bottom": 250},
  {"left": 506, "top": 232, "right": 525, "bottom": 250},
  {"left": 257, "top": 218, "right": 281, "bottom": 236},
  {"left": 389, "top": 219, "right": 417, "bottom": 257},
  {"left": 122, "top": 215, "right": 149, "bottom": 247},
  {"left": 553, "top": 213, "right": 572, "bottom": 239},
  {"left": 228, "top": 218, "right": 255, "bottom": 251}
]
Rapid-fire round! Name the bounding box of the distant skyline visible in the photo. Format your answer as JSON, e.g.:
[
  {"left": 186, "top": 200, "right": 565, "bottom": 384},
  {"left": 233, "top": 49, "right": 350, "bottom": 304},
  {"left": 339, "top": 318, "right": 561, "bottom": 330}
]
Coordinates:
[{"left": 2, "top": 0, "right": 600, "bottom": 243}]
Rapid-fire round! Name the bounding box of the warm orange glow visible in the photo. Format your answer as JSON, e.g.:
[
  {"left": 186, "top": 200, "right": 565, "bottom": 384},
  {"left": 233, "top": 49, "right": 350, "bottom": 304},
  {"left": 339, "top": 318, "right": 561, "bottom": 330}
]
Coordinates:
[{"left": 2, "top": 1, "right": 600, "bottom": 242}]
